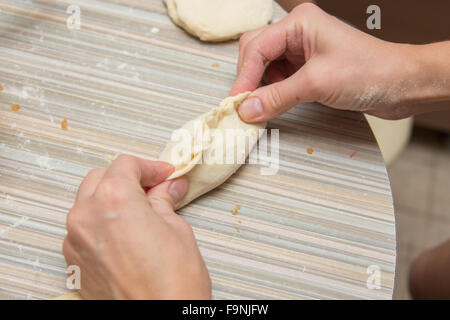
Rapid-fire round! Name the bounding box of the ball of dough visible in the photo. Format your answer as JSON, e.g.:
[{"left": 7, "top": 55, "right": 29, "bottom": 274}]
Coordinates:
[{"left": 164, "top": 0, "right": 274, "bottom": 42}]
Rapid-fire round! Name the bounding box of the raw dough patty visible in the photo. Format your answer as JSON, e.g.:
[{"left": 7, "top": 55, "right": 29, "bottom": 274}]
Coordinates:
[{"left": 164, "top": 0, "right": 274, "bottom": 42}]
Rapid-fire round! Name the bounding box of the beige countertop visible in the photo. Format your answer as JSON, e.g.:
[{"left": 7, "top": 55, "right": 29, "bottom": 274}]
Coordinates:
[{"left": 0, "top": 0, "right": 396, "bottom": 299}]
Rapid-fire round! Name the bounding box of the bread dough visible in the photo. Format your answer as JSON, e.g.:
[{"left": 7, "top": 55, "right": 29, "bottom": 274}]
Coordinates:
[
  {"left": 54, "top": 93, "right": 265, "bottom": 300},
  {"left": 163, "top": 0, "right": 274, "bottom": 42},
  {"left": 159, "top": 92, "right": 267, "bottom": 209}
]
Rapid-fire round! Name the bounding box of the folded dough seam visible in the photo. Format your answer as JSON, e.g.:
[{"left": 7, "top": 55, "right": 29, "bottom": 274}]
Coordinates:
[{"left": 159, "top": 91, "right": 267, "bottom": 209}]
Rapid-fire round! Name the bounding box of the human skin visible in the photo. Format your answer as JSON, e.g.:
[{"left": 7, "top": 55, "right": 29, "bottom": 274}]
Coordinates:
[
  {"left": 233, "top": 3, "right": 450, "bottom": 122},
  {"left": 61, "top": 2, "right": 315, "bottom": 300},
  {"left": 235, "top": 2, "right": 450, "bottom": 299},
  {"left": 64, "top": 2, "right": 450, "bottom": 300},
  {"left": 63, "top": 155, "right": 211, "bottom": 299}
]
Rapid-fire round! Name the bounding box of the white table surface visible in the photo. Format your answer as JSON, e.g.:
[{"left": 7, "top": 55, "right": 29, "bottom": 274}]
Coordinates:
[{"left": 0, "top": 0, "right": 396, "bottom": 299}]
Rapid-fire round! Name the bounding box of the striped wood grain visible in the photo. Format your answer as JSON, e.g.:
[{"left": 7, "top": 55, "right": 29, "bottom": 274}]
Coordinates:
[{"left": 0, "top": 0, "right": 396, "bottom": 299}]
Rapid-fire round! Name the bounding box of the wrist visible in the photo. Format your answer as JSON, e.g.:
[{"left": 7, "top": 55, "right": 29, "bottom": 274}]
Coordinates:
[
  {"left": 414, "top": 42, "right": 450, "bottom": 101},
  {"left": 393, "top": 42, "right": 450, "bottom": 117}
]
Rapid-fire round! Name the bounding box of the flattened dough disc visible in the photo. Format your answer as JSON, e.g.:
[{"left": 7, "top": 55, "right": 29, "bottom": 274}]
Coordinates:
[{"left": 164, "top": 0, "right": 274, "bottom": 42}]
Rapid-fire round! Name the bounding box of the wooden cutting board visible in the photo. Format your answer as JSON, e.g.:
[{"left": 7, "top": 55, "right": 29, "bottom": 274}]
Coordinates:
[{"left": 0, "top": 0, "right": 396, "bottom": 299}]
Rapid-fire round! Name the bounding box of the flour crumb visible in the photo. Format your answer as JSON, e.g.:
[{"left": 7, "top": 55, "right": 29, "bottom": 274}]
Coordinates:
[
  {"left": 231, "top": 205, "right": 241, "bottom": 216},
  {"left": 117, "top": 63, "right": 127, "bottom": 70},
  {"left": 36, "top": 154, "right": 53, "bottom": 169},
  {"left": 61, "top": 118, "right": 68, "bottom": 130}
]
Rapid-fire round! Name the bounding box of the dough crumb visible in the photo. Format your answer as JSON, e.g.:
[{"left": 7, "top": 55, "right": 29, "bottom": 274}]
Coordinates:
[
  {"left": 151, "top": 27, "right": 160, "bottom": 34},
  {"left": 61, "top": 118, "right": 68, "bottom": 130},
  {"left": 235, "top": 227, "right": 240, "bottom": 233},
  {"left": 212, "top": 62, "right": 220, "bottom": 67},
  {"left": 232, "top": 205, "right": 241, "bottom": 216},
  {"left": 117, "top": 63, "right": 127, "bottom": 70},
  {"left": 11, "top": 104, "right": 20, "bottom": 111},
  {"left": 306, "top": 147, "right": 314, "bottom": 155},
  {"left": 0, "top": 84, "right": 3, "bottom": 91},
  {"left": 237, "top": 220, "right": 242, "bottom": 224}
]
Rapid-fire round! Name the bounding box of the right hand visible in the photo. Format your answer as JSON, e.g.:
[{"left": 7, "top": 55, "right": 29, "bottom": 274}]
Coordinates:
[
  {"left": 63, "top": 155, "right": 211, "bottom": 299},
  {"left": 232, "top": 3, "right": 442, "bottom": 121}
]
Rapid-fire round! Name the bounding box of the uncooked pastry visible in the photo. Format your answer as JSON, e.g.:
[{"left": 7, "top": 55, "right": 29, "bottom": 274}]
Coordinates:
[
  {"left": 55, "top": 93, "right": 266, "bottom": 300},
  {"left": 163, "top": 0, "right": 274, "bottom": 42},
  {"left": 159, "top": 92, "right": 267, "bottom": 209}
]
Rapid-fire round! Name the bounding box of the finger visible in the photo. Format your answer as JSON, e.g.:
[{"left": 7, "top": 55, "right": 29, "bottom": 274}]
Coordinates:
[
  {"left": 102, "top": 154, "right": 174, "bottom": 188},
  {"left": 238, "top": 62, "right": 316, "bottom": 122},
  {"left": 75, "top": 168, "right": 106, "bottom": 201},
  {"left": 147, "top": 178, "right": 188, "bottom": 215},
  {"left": 236, "top": 26, "right": 268, "bottom": 78},
  {"left": 230, "top": 19, "right": 291, "bottom": 96}
]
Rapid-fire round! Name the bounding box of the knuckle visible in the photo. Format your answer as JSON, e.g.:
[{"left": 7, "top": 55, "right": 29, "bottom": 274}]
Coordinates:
[
  {"left": 246, "top": 39, "right": 260, "bottom": 57},
  {"left": 115, "top": 154, "right": 136, "bottom": 165},
  {"left": 66, "top": 209, "right": 84, "bottom": 236},
  {"left": 293, "top": 2, "right": 319, "bottom": 15},
  {"left": 239, "top": 32, "right": 252, "bottom": 47},
  {"left": 86, "top": 168, "right": 103, "bottom": 178},
  {"left": 78, "top": 168, "right": 105, "bottom": 193},
  {"left": 266, "top": 85, "right": 284, "bottom": 113},
  {"left": 95, "top": 178, "right": 128, "bottom": 204}
]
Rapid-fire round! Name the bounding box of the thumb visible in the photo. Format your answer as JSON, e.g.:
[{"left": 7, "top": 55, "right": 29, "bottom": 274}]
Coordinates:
[
  {"left": 237, "top": 66, "right": 315, "bottom": 122},
  {"left": 146, "top": 178, "right": 188, "bottom": 216}
]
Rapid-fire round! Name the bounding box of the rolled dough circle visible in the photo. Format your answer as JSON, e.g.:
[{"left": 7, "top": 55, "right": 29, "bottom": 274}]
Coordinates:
[{"left": 164, "top": 0, "right": 274, "bottom": 42}]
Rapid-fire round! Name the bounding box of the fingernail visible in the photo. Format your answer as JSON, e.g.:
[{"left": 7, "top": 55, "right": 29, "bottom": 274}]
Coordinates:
[
  {"left": 168, "top": 179, "right": 188, "bottom": 205},
  {"left": 238, "top": 97, "right": 264, "bottom": 121}
]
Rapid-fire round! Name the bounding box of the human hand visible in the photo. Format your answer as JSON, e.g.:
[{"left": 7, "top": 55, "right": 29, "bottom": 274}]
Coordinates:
[
  {"left": 232, "top": 3, "right": 449, "bottom": 121},
  {"left": 63, "top": 155, "right": 211, "bottom": 299}
]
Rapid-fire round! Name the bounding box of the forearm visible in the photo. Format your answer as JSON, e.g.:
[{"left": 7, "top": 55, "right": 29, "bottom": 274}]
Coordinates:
[
  {"left": 398, "top": 41, "right": 450, "bottom": 117},
  {"left": 413, "top": 41, "right": 450, "bottom": 104}
]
